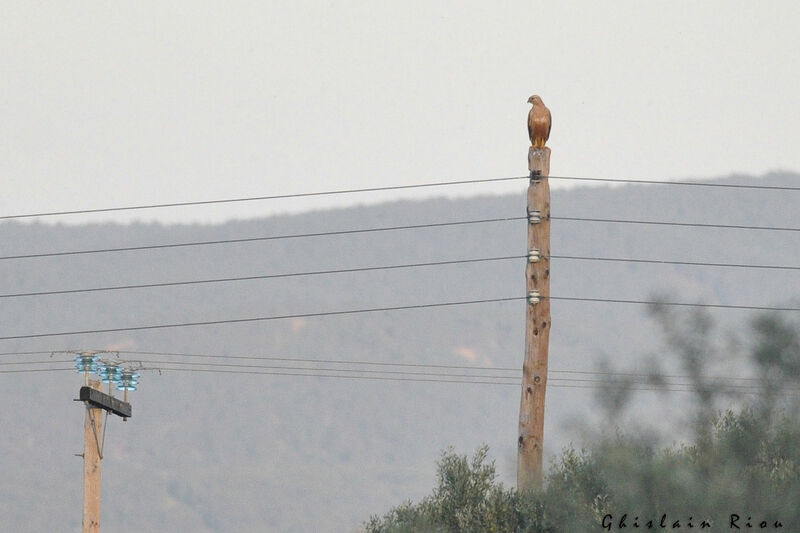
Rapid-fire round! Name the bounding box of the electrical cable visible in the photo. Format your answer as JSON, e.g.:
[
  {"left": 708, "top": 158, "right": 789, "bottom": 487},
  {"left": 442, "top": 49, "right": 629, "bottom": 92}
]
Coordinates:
[
  {"left": 140, "top": 366, "right": 800, "bottom": 396},
  {"left": 113, "top": 349, "right": 764, "bottom": 383},
  {"left": 137, "top": 359, "right": 517, "bottom": 380},
  {"left": 12, "top": 348, "right": 759, "bottom": 385},
  {"left": 124, "top": 358, "right": 780, "bottom": 392},
  {"left": 4, "top": 174, "right": 798, "bottom": 222},
  {"left": 0, "top": 296, "right": 526, "bottom": 341},
  {"left": 0, "top": 359, "right": 73, "bottom": 366},
  {"left": 3, "top": 291, "right": 800, "bottom": 341},
  {"left": 5, "top": 210, "right": 800, "bottom": 266},
  {"left": 117, "top": 349, "right": 522, "bottom": 371},
  {"left": 551, "top": 254, "right": 800, "bottom": 271},
  {"left": 0, "top": 350, "right": 62, "bottom": 358},
  {"left": 0, "top": 176, "right": 529, "bottom": 221},
  {"left": 2, "top": 360, "right": 792, "bottom": 397},
  {"left": 552, "top": 216, "right": 800, "bottom": 232},
  {"left": 6, "top": 251, "right": 800, "bottom": 301},
  {"left": 0, "top": 216, "right": 526, "bottom": 261},
  {"left": 0, "top": 255, "right": 525, "bottom": 299},
  {"left": 6, "top": 214, "right": 800, "bottom": 264},
  {"left": 548, "top": 176, "right": 800, "bottom": 191},
  {"left": 547, "top": 296, "right": 800, "bottom": 312},
  {"left": 0, "top": 367, "right": 74, "bottom": 374}
]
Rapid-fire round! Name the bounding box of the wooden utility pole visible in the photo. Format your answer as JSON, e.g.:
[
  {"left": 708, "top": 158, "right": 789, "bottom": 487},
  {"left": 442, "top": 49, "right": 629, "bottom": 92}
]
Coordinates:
[
  {"left": 517, "top": 146, "right": 551, "bottom": 491},
  {"left": 73, "top": 352, "right": 134, "bottom": 533},
  {"left": 83, "top": 379, "right": 104, "bottom": 533}
]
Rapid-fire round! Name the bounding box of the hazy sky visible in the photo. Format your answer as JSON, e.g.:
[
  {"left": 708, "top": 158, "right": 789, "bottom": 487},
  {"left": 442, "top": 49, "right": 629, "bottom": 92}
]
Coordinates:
[{"left": 3, "top": 1, "right": 799, "bottom": 225}]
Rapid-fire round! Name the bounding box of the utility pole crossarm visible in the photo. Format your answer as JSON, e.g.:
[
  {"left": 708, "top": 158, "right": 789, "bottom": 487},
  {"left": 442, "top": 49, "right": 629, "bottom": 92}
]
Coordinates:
[{"left": 79, "top": 386, "right": 132, "bottom": 419}]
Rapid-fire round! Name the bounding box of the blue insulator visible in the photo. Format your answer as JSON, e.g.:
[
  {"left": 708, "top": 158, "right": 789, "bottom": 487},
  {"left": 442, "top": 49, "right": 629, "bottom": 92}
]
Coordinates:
[
  {"left": 116, "top": 369, "right": 140, "bottom": 391},
  {"left": 98, "top": 363, "right": 124, "bottom": 384},
  {"left": 111, "top": 366, "right": 125, "bottom": 383},
  {"left": 74, "top": 354, "right": 100, "bottom": 374}
]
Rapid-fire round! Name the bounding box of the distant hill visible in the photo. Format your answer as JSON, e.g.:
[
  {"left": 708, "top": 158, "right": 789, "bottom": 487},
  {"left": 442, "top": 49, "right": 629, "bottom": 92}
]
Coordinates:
[{"left": 1, "top": 171, "right": 799, "bottom": 532}]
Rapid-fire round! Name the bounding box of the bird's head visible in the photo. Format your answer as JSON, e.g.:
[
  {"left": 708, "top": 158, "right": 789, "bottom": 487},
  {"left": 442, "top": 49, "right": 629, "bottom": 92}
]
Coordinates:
[{"left": 528, "top": 95, "right": 542, "bottom": 105}]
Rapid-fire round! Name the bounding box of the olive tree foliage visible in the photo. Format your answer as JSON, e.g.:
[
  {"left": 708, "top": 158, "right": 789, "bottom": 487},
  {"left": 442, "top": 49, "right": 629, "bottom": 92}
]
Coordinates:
[
  {"left": 364, "top": 445, "right": 564, "bottom": 533},
  {"left": 365, "top": 312, "right": 800, "bottom": 532}
]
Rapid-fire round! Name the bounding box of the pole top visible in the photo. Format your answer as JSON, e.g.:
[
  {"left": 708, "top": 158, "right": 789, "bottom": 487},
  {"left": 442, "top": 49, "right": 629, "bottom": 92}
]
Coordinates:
[{"left": 528, "top": 146, "right": 551, "bottom": 177}]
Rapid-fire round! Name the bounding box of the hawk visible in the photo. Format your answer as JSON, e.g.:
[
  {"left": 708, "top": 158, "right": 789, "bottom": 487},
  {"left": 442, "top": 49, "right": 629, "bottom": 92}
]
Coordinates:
[{"left": 527, "top": 95, "right": 551, "bottom": 149}]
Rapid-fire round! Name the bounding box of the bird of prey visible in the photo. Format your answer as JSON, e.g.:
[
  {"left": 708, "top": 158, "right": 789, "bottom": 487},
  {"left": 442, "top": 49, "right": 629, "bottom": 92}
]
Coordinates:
[{"left": 527, "top": 95, "right": 551, "bottom": 149}]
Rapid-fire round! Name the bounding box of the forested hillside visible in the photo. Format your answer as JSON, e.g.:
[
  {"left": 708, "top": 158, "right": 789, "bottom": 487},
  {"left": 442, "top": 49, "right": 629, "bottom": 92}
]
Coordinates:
[{"left": 1, "top": 172, "right": 798, "bottom": 532}]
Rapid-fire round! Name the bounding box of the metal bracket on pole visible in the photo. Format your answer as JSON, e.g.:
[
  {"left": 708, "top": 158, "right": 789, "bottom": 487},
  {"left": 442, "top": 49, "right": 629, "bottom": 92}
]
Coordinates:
[
  {"left": 86, "top": 405, "right": 104, "bottom": 460},
  {"left": 529, "top": 169, "right": 542, "bottom": 183}
]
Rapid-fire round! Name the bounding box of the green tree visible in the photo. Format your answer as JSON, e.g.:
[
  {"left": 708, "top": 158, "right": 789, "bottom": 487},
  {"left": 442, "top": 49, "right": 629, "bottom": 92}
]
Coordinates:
[{"left": 365, "top": 313, "right": 800, "bottom": 532}]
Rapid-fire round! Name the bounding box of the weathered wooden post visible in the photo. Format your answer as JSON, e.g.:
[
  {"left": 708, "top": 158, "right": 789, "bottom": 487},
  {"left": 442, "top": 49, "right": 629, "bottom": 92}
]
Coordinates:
[
  {"left": 83, "top": 378, "right": 103, "bottom": 533},
  {"left": 518, "top": 95, "right": 552, "bottom": 490}
]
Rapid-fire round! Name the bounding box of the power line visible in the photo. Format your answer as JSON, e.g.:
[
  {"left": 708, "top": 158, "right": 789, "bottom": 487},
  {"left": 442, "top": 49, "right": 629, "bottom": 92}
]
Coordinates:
[
  {"left": 137, "top": 359, "right": 518, "bottom": 380},
  {"left": 0, "top": 358, "right": 787, "bottom": 396},
  {"left": 549, "top": 368, "right": 760, "bottom": 383},
  {"left": 0, "top": 296, "right": 526, "bottom": 341},
  {"left": 140, "top": 366, "right": 797, "bottom": 396},
  {"left": 135, "top": 365, "right": 566, "bottom": 387},
  {"left": 0, "top": 363, "right": 790, "bottom": 397},
  {"left": 0, "top": 359, "right": 73, "bottom": 366},
  {"left": 0, "top": 255, "right": 524, "bottom": 299},
  {"left": 551, "top": 254, "right": 800, "bottom": 271},
  {"left": 0, "top": 367, "right": 74, "bottom": 374},
  {"left": 544, "top": 375, "right": 772, "bottom": 392},
  {"left": 57, "top": 348, "right": 771, "bottom": 383},
  {"left": 548, "top": 176, "right": 800, "bottom": 191},
  {"left": 553, "top": 216, "right": 800, "bottom": 233},
  {"left": 0, "top": 348, "right": 716, "bottom": 382},
  {"left": 0, "top": 176, "right": 530, "bottom": 221},
  {"left": 3, "top": 292, "right": 799, "bottom": 342},
  {"left": 126, "top": 358, "right": 778, "bottom": 393},
  {"left": 548, "top": 296, "right": 800, "bottom": 312},
  {"left": 147, "top": 365, "right": 521, "bottom": 386},
  {"left": 4, "top": 174, "right": 798, "bottom": 222},
  {"left": 6, "top": 213, "right": 800, "bottom": 264},
  {"left": 118, "top": 349, "right": 522, "bottom": 371},
  {"left": 7, "top": 251, "right": 800, "bottom": 300},
  {"left": 0, "top": 350, "right": 62, "bottom": 358},
  {"left": 0, "top": 216, "right": 526, "bottom": 262}
]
